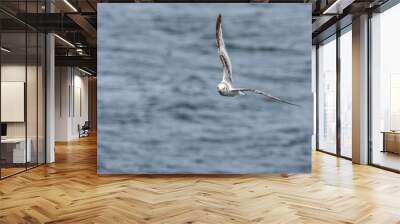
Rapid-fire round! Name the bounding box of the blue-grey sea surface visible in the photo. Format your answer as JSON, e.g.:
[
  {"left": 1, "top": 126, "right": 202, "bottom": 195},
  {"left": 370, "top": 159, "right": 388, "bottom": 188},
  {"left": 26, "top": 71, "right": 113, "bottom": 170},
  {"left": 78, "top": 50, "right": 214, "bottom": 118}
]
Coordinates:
[{"left": 98, "top": 3, "right": 312, "bottom": 174}]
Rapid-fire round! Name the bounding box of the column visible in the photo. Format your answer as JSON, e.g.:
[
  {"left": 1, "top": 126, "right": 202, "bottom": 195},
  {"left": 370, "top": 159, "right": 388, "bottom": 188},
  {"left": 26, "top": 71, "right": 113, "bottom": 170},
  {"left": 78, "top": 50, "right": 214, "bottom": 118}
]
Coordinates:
[{"left": 352, "top": 14, "right": 369, "bottom": 164}]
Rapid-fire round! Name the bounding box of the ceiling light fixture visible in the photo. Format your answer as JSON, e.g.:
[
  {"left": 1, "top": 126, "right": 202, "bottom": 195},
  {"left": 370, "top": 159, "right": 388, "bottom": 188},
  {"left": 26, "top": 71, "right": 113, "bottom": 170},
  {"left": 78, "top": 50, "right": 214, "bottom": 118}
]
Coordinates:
[
  {"left": 63, "top": 0, "right": 78, "bottom": 12},
  {"left": 1, "top": 47, "right": 11, "bottom": 53},
  {"left": 322, "top": 0, "right": 354, "bottom": 15},
  {"left": 78, "top": 67, "right": 93, "bottom": 76},
  {"left": 54, "top": 34, "right": 75, "bottom": 48},
  {"left": 76, "top": 48, "right": 84, "bottom": 55}
]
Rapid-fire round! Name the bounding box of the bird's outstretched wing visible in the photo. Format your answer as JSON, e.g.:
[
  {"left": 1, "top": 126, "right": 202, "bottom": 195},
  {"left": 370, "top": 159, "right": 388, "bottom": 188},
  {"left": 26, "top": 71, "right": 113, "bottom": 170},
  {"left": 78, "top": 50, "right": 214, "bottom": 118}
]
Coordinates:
[
  {"left": 216, "top": 14, "right": 233, "bottom": 84},
  {"left": 233, "top": 88, "right": 299, "bottom": 107}
]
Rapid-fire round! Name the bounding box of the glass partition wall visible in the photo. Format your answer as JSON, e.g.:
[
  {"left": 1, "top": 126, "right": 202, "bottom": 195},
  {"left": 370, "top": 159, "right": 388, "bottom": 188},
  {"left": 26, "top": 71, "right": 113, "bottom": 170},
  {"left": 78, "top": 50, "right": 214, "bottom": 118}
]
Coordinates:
[
  {"left": 0, "top": 2, "right": 46, "bottom": 179},
  {"left": 316, "top": 26, "right": 352, "bottom": 159},
  {"left": 316, "top": 0, "right": 400, "bottom": 171},
  {"left": 0, "top": 30, "right": 27, "bottom": 177},
  {"left": 339, "top": 27, "right": 352, "bottom": 159},
  {"left": 317, "top": 35, "right": 337, "bottom": 155},
  {"left": 370, "top": 3, "right": 400, "bottom": 171}
]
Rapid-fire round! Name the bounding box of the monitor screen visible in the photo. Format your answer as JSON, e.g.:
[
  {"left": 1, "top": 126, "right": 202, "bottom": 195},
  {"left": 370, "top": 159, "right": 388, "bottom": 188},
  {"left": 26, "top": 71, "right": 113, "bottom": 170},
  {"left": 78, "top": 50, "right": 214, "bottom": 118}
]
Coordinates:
[{"left": 1, "top": 123, "right": 7, "bottom": 137}]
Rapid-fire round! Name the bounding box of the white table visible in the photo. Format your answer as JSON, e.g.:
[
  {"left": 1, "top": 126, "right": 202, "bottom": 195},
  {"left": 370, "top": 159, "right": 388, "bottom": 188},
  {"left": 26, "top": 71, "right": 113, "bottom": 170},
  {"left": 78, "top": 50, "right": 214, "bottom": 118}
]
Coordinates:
[{"left": 1, "top": 138, "right": 31, "bottom": 163}]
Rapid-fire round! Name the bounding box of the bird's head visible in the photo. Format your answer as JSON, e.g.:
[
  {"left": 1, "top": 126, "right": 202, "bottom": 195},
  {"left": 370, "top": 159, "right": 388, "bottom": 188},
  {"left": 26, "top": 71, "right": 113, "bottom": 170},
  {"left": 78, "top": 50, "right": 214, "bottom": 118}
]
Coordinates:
[{"left": 217, "top": 83, "right": 227, "bottom": 93}]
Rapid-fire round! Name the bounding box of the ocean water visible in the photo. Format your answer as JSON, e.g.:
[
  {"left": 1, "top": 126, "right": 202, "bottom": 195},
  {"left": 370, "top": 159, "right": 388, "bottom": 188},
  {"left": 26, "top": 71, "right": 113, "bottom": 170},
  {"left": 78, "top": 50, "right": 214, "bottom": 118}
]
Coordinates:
[{"left": 98, "top": 3, "right": 313, "bottom": 174}]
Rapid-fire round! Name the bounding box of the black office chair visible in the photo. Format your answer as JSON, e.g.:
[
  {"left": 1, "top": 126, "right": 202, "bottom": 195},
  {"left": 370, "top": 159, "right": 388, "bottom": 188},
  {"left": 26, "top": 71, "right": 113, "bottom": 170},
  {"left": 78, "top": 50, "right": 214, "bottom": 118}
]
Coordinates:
[{"left": 79, "top": 121, "right": 90, "bottom": 138}]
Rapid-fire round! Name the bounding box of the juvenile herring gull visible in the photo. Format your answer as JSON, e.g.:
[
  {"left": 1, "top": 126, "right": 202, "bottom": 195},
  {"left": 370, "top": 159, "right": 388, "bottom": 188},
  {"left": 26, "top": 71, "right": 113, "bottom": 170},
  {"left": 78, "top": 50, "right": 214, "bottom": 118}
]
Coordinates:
[{"left": 216, "top": 14, "right": 298, "bottom": 107}]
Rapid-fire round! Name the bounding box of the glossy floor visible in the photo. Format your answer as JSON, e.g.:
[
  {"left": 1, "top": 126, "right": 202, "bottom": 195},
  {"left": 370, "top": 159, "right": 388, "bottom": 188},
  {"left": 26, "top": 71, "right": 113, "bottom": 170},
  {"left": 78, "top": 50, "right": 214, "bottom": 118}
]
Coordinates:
[
  {"left": 373, "top": 150, "right": 400, "bottom": 171},
  {"left": 0, "top": 135, "right": 399, "bottom": 223},
  {"left": 0, "top": 167, "right": 25, "bottom": 178}
]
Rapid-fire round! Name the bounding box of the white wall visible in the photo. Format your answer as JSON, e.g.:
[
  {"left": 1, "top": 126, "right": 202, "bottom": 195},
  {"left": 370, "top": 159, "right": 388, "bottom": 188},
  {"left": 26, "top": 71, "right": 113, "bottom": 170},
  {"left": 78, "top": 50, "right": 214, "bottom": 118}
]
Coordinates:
[
  {"left": 1, "top": 65, "right": 27, "bottom": 141},
  {"left": 1, "top": 63, "right": 46, "bottom": 164},
  {"left": 1, "top": 65, "right": 40, "bottom": 137},
  {"left": 55, "top": 67, "right": 89, "bottom": 141},
  {"left": 69, "top": 73, "right": 89, "bottom": 138},
  {"left": 55, "top": 66, "right": 70, "bottom": 141},
  {"left": 1, "top": 65, "right": 26, "bottom": 135},
  {"left": 1, "top": 82, "right": 25, "bottom": 122}
]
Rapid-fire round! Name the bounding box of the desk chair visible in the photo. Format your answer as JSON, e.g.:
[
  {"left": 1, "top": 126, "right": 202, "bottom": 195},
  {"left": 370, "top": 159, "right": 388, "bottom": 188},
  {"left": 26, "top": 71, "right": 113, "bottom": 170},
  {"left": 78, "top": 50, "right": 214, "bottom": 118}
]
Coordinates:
[{"left": 79, "top": 121, "right": 90, "bottom": 138}]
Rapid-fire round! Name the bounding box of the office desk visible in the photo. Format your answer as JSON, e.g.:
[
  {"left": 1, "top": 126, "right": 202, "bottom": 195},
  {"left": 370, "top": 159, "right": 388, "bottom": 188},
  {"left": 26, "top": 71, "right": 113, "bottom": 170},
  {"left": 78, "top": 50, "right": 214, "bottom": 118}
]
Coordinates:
[
  {"left": 382, "top": 131, "right": 400, "bottom": 154},
  {"left": 1, "top": 138, "right": 31, "bottom": 163}
]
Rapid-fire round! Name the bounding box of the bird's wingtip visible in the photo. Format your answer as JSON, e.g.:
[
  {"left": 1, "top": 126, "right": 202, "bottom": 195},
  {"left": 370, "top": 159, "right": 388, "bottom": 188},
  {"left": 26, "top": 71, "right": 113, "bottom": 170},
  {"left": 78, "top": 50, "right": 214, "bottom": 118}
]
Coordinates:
[
  {"left": 263, "top": 98, "right": 301, "bottom": 107},
  {"left": 287, "top": 102, "right": 301, "bottom": 107},
  {"left": 293, "top": 104, "right": 301, "bottom": 108}
]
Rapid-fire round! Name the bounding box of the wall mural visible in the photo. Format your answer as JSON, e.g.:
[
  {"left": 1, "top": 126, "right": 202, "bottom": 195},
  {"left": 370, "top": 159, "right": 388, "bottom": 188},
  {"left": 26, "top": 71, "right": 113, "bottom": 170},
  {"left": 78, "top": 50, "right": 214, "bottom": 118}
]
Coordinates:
[{"left": 98, "top": 3, "right": 312, "bottom": 174}]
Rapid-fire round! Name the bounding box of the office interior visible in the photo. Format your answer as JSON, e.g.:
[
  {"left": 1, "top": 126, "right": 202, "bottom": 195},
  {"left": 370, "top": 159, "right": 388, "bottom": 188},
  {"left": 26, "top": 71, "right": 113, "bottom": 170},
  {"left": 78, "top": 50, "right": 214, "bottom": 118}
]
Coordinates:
[
  {"left": 1, "top": 0, "right": 400, "bottom": 222},
  {"left": 0, "top": 0, "right": 397, "bottom": 183},
  {"left": 0, "top": 0, "right": 97, "bottom": 179}
]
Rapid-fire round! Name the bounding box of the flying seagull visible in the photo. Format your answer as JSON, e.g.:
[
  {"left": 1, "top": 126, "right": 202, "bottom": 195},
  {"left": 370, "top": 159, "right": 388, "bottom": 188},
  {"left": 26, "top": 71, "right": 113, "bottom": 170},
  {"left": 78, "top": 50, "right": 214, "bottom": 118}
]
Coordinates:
[{"left": 215, "top": 14, "right": 298, "bottom": 107}]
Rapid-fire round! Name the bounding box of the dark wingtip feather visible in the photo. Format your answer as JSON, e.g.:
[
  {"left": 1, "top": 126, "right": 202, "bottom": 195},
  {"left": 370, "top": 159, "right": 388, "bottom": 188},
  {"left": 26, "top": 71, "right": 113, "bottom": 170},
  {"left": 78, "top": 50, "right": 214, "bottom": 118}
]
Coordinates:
[
  {"left": 216, "top": 14, "right": 222, "bottom": 48},
  {"left": 288, "top": 102, "right": 301, "bottom": 107},
  {"left": 216, "top": 14, "right": 221, "bottom": 31},
  {"left": 266, "top": 98, "right": 301, "bottom": 107}
]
